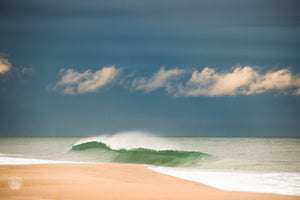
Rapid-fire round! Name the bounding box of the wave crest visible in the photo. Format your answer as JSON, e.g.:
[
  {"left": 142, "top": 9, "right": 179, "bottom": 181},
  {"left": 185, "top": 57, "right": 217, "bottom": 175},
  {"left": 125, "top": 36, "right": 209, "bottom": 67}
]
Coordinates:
[{"left": 71, "top": 132, "right": 210, "bottom": 167}]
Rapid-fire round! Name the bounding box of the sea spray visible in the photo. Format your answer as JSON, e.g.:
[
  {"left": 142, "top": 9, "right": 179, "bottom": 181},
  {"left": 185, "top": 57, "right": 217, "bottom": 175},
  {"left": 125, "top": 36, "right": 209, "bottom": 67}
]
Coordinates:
[{"left": 72, "top": 131, "right": 179, "bottom": 150}]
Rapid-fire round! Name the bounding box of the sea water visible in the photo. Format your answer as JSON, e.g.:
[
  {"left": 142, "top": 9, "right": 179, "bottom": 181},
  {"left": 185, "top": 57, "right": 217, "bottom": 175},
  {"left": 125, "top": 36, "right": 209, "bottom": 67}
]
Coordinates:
[{"left": 0, "top": 131, "right": 299, "bottom": 195}]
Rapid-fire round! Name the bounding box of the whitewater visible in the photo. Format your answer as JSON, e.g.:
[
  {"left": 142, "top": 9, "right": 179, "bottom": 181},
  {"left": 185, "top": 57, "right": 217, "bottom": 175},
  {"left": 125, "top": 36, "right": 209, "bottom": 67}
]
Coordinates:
[{"left": 0, "top": 131, "right": 299, "bottom": 196}]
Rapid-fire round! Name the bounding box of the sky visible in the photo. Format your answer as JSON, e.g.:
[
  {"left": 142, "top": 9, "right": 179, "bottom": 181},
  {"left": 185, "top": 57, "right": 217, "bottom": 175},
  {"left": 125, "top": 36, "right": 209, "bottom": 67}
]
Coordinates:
[{"left": 0, "top": 0, "right": 300, "bottom": 137}]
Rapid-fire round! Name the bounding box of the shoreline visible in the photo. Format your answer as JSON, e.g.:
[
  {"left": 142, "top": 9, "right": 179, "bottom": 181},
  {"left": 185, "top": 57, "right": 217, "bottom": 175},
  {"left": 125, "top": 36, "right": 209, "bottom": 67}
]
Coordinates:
[{"left": 0, "top": 163, "right": 299, "bottom": 200}]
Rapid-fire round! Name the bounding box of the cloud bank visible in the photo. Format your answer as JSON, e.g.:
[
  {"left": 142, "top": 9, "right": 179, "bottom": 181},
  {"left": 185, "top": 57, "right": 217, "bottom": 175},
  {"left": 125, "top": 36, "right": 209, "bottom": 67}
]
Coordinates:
[
  {"left": 51, "top": 66, "right": 119, "bottom": 95},
  {"left": 50, "top": 65, "right": 300, "bottom": 97},
  {"left": 176, "top": 66, "right": 300, "bottom": 97},
  {"left": 0, "top": 57, "right": 12, "bottom": 74},
  {"left": 131, "top": 66, "right": 300, "bottom": 97}
]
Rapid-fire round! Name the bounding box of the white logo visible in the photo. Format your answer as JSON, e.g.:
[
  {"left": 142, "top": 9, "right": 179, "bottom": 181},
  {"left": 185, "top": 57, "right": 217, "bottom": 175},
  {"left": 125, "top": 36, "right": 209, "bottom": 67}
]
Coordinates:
[{"left": 8, "top": 176, "right": 23, "bottom": 190}]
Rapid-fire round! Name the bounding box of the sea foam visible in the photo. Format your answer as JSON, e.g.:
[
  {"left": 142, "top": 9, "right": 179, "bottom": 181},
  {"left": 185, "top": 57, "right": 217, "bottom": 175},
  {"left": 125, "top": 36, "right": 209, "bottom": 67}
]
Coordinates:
[
  {"left": 148, "top": 166, "right": 300, "bottom": 196},
  {"left": 0, "top": 156, "right": 77, "bottom": 165}
]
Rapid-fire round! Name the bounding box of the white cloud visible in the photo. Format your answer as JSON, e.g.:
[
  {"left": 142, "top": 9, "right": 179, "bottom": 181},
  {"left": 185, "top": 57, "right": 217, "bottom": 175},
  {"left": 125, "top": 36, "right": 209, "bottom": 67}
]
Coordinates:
[
  {"left": 50, "top": 65, "right": 300, "bottom": 97},
  {"left": 246, "top": 69, "right": 293, "bottom": 95},
  {"left": 57, "top": 68, "right": 91, "bottom": 86},
  {"left": 175, "top": 66, "right": 300, "bottom": 97},
  {"left": 62, "top": 86, "right": 76, "bottom": 95},
  {"left": 52, "top": 66, "right": 120, "bottom": 95},
  {"left": 0, "top": 57, "right": 12, "bottom": 74},
  {"left": 77, "top": 67, "right": 119, "bottom": 93},
  {"left": 132, "top": 67, "right": 185, "bottom": 92}
]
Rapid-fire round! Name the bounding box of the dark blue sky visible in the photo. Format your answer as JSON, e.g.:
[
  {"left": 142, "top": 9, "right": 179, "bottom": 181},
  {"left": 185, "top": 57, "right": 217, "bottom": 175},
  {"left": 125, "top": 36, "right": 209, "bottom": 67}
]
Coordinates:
[{"left": 0, "top": 0, "right": 300, "bottom": 136}]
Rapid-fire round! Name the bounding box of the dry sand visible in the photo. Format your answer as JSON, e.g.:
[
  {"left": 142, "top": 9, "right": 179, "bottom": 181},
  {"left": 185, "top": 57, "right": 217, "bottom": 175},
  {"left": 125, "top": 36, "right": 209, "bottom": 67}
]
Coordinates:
[{"left": 0, "top": 163, "right": 299, "bottom": 200}]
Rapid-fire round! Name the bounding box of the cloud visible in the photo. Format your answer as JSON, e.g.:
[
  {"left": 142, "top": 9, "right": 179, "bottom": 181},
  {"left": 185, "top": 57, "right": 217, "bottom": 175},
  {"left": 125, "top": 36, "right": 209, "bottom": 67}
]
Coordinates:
[
  {"left": 51, "top": 66, "right": 120, "bottom": 95},
  {"left": 175, "top": 66, "right": 300, "bottom": 97},
  {"left": 132, "top": 67, "right": 185, "bottom": 92},
  {"left": 50, "top": 65, "right": 300, "bottom": 97},
  {"left": 21, "top": 67, "right": 34, "bottom": 74},
  {"left": 295, "top": 76, "right": 300, "bottom": 95},
  {"left": 0, "top": 57, "right": 12, "bottom": 74}
]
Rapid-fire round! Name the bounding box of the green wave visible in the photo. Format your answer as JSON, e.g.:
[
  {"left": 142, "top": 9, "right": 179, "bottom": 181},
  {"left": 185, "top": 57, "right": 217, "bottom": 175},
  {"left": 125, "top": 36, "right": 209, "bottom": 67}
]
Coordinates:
[{"left": 72, "top": 141, "right": 210, "bottom": 167}]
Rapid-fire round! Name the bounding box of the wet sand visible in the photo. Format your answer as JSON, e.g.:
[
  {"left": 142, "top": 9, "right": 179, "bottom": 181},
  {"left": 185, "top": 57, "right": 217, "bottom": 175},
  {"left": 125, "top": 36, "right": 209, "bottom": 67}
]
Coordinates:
[{"left": 0, "top": 163, "right": 299, "bottom": 200}]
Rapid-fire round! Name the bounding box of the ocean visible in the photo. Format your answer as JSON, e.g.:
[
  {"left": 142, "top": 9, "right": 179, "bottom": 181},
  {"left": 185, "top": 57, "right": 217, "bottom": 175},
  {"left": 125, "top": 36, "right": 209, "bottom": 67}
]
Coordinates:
[{"left": 0, "top": 131, "right": 299, "bottom": 196}]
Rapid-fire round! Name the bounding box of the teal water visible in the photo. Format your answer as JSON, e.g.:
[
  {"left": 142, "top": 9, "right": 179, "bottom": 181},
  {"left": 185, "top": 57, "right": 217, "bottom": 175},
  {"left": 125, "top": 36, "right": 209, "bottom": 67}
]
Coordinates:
[
  {"left": 72, "top": 141, "right": 209, "bottom": 167},
  {"left": 0, "top": 132, "right": 299, "bottom": 195}
]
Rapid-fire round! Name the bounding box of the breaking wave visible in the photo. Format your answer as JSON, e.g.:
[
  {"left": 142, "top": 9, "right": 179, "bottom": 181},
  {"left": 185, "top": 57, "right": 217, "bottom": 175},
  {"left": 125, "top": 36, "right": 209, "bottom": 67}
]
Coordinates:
[{"left": 71, "top": 131, "right": 210, "bottom": 167}]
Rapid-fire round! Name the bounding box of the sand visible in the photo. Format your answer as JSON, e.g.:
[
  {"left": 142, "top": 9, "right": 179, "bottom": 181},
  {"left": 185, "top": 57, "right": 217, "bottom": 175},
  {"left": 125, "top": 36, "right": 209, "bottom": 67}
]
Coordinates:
[{"left": 0, "top": 163, "right": 299, "bottom": 200}]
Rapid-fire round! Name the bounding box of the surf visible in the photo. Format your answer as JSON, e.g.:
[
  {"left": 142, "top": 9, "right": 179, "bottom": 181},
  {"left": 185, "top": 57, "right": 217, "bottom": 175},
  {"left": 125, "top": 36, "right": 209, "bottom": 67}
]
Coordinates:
[{"left": 71, "top": 131, "right": 210, "bottom": 167}]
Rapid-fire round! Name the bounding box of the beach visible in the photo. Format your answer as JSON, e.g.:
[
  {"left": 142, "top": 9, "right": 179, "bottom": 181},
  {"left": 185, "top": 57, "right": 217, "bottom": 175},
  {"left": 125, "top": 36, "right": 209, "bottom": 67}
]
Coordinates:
[
  {"left": 0, "top": 163, "right": 299, "bottom": 200},
  {"left": 1, "top": 0, "right": 300, "bottom": 199}
]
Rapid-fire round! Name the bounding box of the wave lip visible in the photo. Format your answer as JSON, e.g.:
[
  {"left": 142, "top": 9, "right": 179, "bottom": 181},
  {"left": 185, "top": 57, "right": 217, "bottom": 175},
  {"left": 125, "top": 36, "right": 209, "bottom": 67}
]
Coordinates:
[
  {"left": 72, "top": 141, "right": 111, "bottom": 151},
  {"left": 71, "top": 141, "right": 210, "bottom": 167},
  {"left": 72, "top": 131, "right": 178, "bottom": 151}
]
